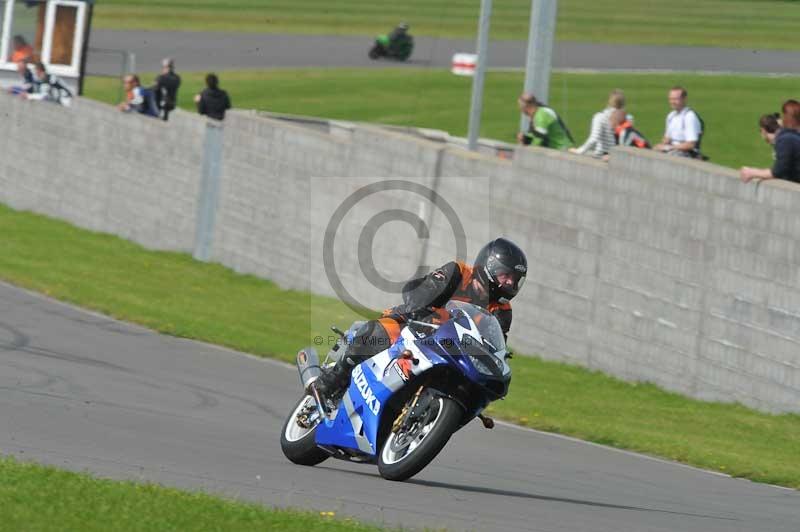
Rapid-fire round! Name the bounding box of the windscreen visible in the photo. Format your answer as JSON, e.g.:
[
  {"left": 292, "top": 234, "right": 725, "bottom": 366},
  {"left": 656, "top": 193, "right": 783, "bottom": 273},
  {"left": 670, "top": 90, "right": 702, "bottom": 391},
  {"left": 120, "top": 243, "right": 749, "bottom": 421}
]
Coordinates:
[{"left": 444, "top": 300, "right": 506, "bottom": 355}]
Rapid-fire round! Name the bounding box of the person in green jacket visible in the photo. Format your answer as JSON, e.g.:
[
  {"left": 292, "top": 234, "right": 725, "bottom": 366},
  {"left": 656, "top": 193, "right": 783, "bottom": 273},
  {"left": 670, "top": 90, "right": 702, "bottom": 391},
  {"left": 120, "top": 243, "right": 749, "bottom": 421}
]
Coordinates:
[{"left": 516, "top": 92, "right": 575, "bottom": 150}]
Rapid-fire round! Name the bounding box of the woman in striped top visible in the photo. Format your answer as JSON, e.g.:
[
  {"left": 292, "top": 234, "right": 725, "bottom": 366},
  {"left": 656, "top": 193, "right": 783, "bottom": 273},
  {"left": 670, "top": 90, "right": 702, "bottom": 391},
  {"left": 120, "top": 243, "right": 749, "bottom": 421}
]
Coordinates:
[{"left": 569, "top": 89, "right": 625, "bottom": 159}]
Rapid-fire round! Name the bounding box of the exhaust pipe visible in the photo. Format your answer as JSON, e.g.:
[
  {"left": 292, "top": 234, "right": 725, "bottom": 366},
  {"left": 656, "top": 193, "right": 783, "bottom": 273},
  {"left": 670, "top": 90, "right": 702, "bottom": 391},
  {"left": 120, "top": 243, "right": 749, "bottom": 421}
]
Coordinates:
[{"left": 296, "top": 348, "right": 322, "bottom": 390}]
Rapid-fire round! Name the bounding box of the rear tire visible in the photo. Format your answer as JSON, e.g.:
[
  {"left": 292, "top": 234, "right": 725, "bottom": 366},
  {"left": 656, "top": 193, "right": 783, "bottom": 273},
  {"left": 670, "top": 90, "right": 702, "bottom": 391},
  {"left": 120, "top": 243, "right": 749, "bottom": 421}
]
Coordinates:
[
  {"left": 280, "top": 395, "right": 329, "bottom": 466},
  {"left": 378, "top": 396, "right": 462, "bottom": 481}
]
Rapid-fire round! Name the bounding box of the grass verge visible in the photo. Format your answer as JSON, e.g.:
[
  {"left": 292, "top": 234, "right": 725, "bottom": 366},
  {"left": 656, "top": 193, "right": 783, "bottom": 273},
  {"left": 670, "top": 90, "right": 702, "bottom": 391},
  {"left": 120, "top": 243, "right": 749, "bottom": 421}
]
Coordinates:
[
  {"left": 0, "top": 456, "right": 389, "bottom": 532},
  {"left": 2, "top": 204, "right": 799, "bottom": 489},
  {"left": 92, "top": 0, "right": 800, "bottom": 50},
  {"left": 85, "top": 68, "right": 785, "bottom": 171},
  {"left": 0, "top": 205, "right": 372, "bottom": 361}
]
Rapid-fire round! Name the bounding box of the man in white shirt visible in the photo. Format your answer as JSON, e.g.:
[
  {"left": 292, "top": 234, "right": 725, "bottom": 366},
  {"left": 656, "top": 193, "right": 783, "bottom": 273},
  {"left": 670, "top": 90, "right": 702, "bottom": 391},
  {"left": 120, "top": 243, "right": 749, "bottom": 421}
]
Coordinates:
[{"left": 654, "top": 86, "right": 703, "bottom": 158}]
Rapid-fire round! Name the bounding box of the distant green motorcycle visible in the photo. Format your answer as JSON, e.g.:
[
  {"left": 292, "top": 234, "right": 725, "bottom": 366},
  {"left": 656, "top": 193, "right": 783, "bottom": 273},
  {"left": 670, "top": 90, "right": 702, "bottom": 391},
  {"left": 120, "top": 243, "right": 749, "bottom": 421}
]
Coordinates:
[{"left": 368, "top": 33, "right": 414, "bottom": 61}]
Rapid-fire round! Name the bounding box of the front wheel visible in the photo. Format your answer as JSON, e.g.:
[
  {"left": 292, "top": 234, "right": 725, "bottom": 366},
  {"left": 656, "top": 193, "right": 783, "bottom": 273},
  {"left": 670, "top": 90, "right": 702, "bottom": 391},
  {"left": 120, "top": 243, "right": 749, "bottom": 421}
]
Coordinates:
[
  {"left": 368, "top": 44, "right": 382, "bottom": 59},
  {"left": 378, "top": 394, "right": 462, "bottom": 481},
  {"left": 396, "top": 44, "right": 413, "bottom": 61},
  {"left": 280, "top": 394, "right": 329, "bottom": 466}
]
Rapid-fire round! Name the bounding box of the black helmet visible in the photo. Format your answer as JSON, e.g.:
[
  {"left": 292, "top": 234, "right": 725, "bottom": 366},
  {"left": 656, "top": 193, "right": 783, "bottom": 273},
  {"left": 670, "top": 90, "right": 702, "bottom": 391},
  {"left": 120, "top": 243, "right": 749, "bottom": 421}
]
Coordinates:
[{"left": 473, "top": 238, "right": 527, "bottom": 300}]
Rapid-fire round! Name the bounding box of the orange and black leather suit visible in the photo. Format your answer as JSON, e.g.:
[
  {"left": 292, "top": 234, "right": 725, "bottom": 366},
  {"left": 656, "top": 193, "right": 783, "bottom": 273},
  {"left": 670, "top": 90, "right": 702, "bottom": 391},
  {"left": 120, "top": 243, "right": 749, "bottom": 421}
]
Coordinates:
[{"left": 344, "top": 261, "right": 513, "bottom": 363}]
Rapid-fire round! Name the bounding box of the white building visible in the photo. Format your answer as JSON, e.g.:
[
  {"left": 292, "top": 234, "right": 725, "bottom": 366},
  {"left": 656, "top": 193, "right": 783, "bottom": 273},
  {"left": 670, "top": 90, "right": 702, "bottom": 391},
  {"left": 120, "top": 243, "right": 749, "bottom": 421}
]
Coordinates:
[{"left": 0, "top": 0, "right": 93, "bottom": 94}]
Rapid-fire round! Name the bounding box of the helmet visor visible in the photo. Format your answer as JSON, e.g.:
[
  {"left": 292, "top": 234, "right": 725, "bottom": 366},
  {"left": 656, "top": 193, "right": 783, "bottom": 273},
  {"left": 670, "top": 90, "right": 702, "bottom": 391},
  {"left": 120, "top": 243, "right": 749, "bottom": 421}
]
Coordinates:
[{"left": 490, "top": 262, "right": 526, "bottom": 295}]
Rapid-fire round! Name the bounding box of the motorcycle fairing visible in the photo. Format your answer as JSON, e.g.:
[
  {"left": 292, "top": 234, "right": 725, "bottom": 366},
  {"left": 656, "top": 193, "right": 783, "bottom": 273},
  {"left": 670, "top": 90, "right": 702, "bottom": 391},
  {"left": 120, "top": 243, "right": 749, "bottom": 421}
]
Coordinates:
[
  {"left": 314, "top": 356, "right": 393, "bottom": 455},
  {"left": 314, "top": 329, "right": 446, "bottom": 456}
]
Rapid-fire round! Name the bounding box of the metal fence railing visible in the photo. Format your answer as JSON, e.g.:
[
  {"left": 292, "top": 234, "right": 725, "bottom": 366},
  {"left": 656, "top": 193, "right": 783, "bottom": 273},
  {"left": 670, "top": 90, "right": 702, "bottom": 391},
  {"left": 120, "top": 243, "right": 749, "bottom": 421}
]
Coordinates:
[{"left": 84, "top": 47, "right": 135, "bottom": 102}]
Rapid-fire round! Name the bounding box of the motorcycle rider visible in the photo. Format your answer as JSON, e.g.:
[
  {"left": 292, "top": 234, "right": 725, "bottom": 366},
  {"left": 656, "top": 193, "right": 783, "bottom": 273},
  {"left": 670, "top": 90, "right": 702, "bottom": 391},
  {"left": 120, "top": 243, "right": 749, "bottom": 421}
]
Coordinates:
[
  {"left": 387, "top": 22, "right": 412, "bottom": 54},
  {"left": 313, "top": 238, "right": 527, "bottom": 400}
]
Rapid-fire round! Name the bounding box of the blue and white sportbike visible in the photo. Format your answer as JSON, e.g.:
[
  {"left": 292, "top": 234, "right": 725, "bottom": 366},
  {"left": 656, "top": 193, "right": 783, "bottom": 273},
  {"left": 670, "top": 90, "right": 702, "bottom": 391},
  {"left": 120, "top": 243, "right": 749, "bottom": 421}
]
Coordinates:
[{"left": 280, "top": 301, "right": 511, "bottom": 481}]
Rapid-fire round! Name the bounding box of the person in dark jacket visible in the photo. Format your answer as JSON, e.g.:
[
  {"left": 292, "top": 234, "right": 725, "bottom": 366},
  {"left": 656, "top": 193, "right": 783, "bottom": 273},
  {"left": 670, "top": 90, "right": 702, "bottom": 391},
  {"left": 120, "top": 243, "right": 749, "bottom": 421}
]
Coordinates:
[
  {"left": 154, "top": 57, "right": 181, "bottom": 121},
  {"left": 194, "top": 73, "right": 231, "bottom": 121},
  {"left": 25, "top": 62, "right": 73, "bottom": 106},
  {"left": 387, "top": 22, "right": 412, "bottom": 54},
  {"left": 610, "top": 109, "right": 651, "bottom": 149},
  {"left": 312, "top": 238, "right": 528, "bottom": 402},
  {"left": 117, "top": 74, "right": 159, "bottom": 117},
  {"left": 741, "top": 100, "right": 800, "bottom": 184},
  {"left": 757, "top": 112, "right": 781, "bottom": 147},
  {"left": 8, "top": 61, "right": 34, "bottom": 95}
]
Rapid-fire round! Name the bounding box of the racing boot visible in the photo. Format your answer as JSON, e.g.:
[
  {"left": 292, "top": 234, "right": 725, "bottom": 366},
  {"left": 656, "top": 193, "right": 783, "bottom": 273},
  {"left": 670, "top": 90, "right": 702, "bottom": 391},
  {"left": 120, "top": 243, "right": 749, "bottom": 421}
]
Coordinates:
[
  {"left": 312, "top": 320, "right": 382, "bottom": 403},
  {"left": 311, "top": 355, "right": 354, "bottom": 403}
]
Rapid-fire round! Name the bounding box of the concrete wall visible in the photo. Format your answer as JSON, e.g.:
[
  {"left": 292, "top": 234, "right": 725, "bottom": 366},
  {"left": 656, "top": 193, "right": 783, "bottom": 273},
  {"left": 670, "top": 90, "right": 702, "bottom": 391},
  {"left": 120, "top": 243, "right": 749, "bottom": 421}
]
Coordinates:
[
  {"left": 0, "top": 95, "right": 206, "bottom": 251},
  {"left": 499, "top": 147, "right": 800, "bottom": 412},
  {"left": 1, "top": 92, "right": 799, "bottom": 413}
]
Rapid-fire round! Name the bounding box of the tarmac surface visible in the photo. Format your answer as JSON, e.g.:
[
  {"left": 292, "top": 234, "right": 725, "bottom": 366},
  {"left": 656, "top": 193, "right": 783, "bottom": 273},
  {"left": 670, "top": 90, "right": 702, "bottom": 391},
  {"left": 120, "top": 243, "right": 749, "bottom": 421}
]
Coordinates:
[
  {"left": 86, "top": 30, "right": 800, "bottom": 76},
  {"left": 1, "top": 280, "right": 798, "bottom": 531}
]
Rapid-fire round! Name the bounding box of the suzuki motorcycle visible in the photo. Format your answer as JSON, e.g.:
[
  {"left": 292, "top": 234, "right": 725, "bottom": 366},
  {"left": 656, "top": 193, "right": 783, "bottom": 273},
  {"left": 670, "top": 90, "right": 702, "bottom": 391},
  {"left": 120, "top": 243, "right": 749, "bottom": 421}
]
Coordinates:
[
  {"left": 368, "top": 34, "right": 414, "bottom": 61},
  {"left": 280, "top": 301, "right": 511, "bottom": 481}
]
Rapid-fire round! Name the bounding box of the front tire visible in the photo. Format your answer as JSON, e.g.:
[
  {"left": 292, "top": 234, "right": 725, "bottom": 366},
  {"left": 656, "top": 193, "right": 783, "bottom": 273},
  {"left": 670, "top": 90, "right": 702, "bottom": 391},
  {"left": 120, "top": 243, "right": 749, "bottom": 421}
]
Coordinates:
[
  {"left": 378, "top": 395, "right": 462, "bottom": 481},
  {"left": 397, "top": 45, "right": 413, "bottom": 61},
  {"left": 368, "top": 44, "right": 383, "bottom": 59},
  {"left": 280, "top": 394, "right": 329, "bottom": 466}
]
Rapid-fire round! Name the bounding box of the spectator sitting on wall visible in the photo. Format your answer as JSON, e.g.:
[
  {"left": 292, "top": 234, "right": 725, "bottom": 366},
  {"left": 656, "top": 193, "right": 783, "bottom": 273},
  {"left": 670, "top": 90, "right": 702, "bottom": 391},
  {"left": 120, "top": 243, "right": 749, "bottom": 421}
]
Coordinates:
[
  {"left": 117, "top": 74, "right": 159, "bottom": 117},
  {"left": 7, "top": 61, "right": 34, "bottom": 96},
  {"left": 194, "top": 73, "right": 231, "bottom": 121},
  {"left": 568, "top": 89, "right": 625, "bottom": 158},
  {"left": 516, "top": 92, "right": 575, "bottom": 150},
  {"left": 610, "top": 109, "right": 651, "bottom": 149},
  {"left": 154, "top": 57, "right": 181, "bottom": 122},
  {"left": 10, "top": 35, "right": 34, "bottom": 64},
  {"left": 24, "top": 62, "right": 73, "bottom": 106},
  {"left": 654, "top": 86, "right": 706, "bottom": 159},
  {"left": 741, "top": 100, "right": 800, "bottom": 184}
]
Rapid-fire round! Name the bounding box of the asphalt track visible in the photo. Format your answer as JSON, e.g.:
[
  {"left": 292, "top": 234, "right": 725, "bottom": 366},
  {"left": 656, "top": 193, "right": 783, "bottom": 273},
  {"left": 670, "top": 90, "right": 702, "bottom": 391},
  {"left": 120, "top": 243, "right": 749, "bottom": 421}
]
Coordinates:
[
  {"left": 2, "top": 280, "right": 799, "bottom": 531},
  {"left": 86, "top": 30, "right": 800, "bottom": 76}
]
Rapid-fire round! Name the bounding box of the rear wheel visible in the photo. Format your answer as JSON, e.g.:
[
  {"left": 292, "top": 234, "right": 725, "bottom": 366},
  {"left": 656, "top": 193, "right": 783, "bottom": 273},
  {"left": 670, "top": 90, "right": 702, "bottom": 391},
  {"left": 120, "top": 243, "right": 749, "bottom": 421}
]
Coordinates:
[
  {"left": 377, "top": 393, "right": 462, "bottom": 481},
  {"left": 280, "top": 394, "right": 329, "bottom": 466}
]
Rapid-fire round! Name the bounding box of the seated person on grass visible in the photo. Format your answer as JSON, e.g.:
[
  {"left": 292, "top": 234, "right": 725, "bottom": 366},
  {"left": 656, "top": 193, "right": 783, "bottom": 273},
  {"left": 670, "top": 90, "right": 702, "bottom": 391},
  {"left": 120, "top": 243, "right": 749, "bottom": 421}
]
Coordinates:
[
  {"left": 24, "top": 62, "right": 73, "bottom": 106},
  {"left": 7, "top": 61, "right": 34, "bottom": 96},
  {"left": 117, "top": 74, "right": 159, "bottom": 117},
  {"left": 654, "top": 86, "right": 706, "bottom": 159},
  {"left": 611, "top": 109, "right": 651, "bottom": 149},
  {"left": 569, "top": 89, "right": 625, "bottom": 159},
  {"left": 516, "top": 92, "right": 575, "bottom": 151}
]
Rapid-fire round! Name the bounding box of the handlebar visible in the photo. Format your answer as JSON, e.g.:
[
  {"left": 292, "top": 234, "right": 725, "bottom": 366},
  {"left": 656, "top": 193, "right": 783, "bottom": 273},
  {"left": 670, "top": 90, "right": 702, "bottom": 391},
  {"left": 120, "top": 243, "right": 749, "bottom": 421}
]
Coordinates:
[{"left": 406, "top": 320, "right": 439, "bottom": 330}]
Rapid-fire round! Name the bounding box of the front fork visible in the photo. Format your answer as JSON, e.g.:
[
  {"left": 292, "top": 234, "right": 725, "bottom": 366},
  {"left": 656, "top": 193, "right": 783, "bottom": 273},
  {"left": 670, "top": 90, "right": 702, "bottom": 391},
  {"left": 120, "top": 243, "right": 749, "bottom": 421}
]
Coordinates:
[
  {"left": 392, "top": 383, "right": 494, "bottom": 432},
  {"left": 308, "top": 382, "right": 329, "bottom": 419},
  {"left": 392, "top": 386, "right": 425, "bottom": 433},
  {"left": 296, "top": 348, "right": 331, "bottom": 419}
]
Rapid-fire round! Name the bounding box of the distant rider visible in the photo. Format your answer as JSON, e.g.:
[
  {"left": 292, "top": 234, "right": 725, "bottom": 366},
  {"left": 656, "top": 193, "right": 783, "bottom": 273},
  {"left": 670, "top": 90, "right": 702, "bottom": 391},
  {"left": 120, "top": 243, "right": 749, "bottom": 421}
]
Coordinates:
[
  {"left": 313, "top": 238, "right": 528, "bottom": 400},
  {"left": 387, "top": 22, "right": 412, "bottom": 54}
]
